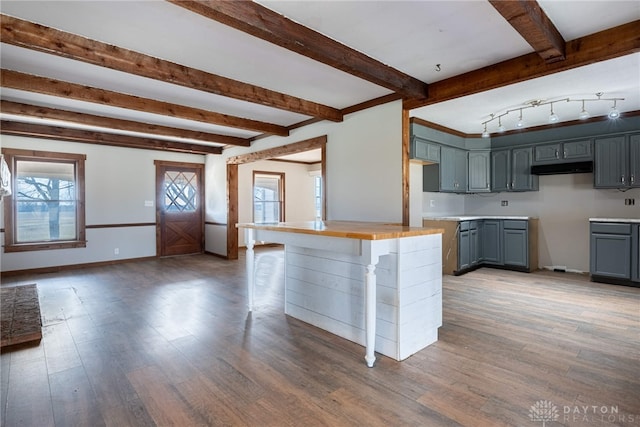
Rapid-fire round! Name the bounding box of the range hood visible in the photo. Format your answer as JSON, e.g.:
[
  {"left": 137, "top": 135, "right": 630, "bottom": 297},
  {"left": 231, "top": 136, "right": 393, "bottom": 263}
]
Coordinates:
[{"left": 530, "top": 161, "right": 593, "bottom": 175}]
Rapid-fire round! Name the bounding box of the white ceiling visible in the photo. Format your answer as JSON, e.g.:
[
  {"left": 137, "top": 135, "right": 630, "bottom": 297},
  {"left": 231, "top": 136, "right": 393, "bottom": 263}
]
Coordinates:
[{"left": 0, "top": 1, "right": 638, "bottom": 159}]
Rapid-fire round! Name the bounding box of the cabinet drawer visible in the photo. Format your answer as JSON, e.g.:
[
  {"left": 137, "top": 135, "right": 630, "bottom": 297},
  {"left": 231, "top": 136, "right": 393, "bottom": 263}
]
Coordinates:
[
  {"left": 459, "top": 221, "right": 470, "bottom": 231},
  {"left": 591, "top": 222, "right": 631, "bottom": 235},
  {"left": 503, "top": 220, "right": 527, "bottom": 230}
]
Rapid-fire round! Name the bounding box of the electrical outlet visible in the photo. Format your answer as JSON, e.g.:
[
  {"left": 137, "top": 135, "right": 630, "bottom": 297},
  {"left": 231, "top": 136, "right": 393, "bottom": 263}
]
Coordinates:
[
  {"left": 114, "top": 248, "right": 119, "bottom": 255},
  {"left": 430, "top": 200, "right": 435, "bottom": 208},
  {"left": 501, "top": 200, "right": 508, "bottom": 206}
]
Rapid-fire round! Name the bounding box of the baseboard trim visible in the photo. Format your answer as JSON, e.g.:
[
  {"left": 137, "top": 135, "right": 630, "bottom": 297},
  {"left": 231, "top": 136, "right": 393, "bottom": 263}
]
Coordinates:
[{"left": 1, "top": 256, "right": 157, "bottom": 277}]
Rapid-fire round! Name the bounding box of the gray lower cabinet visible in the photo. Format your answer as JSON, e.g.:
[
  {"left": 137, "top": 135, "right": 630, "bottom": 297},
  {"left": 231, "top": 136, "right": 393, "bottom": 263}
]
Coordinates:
[
  {"left": 590, "top": 222, "right": 634, "bottom": 281},
  {"left": 457, "top": 219, "right": 531, "bottom": 273},
  {"left": 633, "top": 224, "right": 640, "bottom": 283},
  {"left": 503, "top": 220, "right": 528, "bottom": 267},
  {"left": 482, "top": 220, "right": 502, "bottom": 264},
  {"left": 458, "top": 221, "right": 480, "bottom": 270}
]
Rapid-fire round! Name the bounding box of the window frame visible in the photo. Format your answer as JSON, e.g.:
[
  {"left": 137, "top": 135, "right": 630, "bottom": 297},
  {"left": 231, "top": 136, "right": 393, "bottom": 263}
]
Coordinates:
[
  {"left": 2, "top": 148, "right": 87, "bottom": 253},
  {"left": 252, "top": 171, "right": 285, "bottom": 224}
]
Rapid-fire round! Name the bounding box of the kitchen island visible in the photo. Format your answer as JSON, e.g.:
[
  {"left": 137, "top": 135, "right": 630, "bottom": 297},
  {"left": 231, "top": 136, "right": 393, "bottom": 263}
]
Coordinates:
[{"left": 236, "top": 221, "right": 444, "bottom": 367}]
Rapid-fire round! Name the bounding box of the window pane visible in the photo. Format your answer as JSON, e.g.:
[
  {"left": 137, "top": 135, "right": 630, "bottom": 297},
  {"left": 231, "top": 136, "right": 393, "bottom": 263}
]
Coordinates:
[
  {"left": 164, "top": 171, "right": 197, "bottom": 212},
  {"left": 254, "top": 174, "right": 282, "bottom": 223},
  {"left": 15, "top": 160, "right": 77, "bottom": 243}
]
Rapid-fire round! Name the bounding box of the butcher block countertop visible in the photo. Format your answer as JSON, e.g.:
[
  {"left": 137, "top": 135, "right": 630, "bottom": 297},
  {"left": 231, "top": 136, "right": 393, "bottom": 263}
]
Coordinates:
[{"left": 236, "top": 220, "right": 444, "bottom": 240}]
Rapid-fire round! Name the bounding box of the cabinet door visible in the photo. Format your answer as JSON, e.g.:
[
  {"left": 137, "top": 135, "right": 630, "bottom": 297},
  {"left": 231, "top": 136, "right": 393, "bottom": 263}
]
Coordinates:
[
  {"left": 454, "top": 148, "right": 468, "bottom": 192},
  {"left": 563, "top": 139, "right": 592, "bottom": 160},
  {"left": 468, "top": 151, "right": 491, "bottom": 192},
  {"left": 511, "top": 147, "right": 538, "bottom": 191},
  {"left": 594, "top": 136, "right": 627, "bottom": 188},
  {"left": 503, "top": 229, "right": 528, "bottom": 267},
  {"left": 458, "top": 230, "right": 471, "bottom": 270},
  {"left": 534, "top": 143, "right": 561, "bottom": 163},
  {"left": 590, "top": 233, "right": 632, "bottom": 279},
  {"left": 440, "top": 146, "right": 467, "bottom": 192},
  {"left": 470, "top": 228, "right": 480, "bottom": 266},
  {"left": 413, "top": 138, "right": 441, "bottom": 162},
  {"left": 482, "top": 220, "right": 502, "bottom": 264},
  {"left": 440, "top": 146, "right": 457, "bottom": 192},
  {"left": 491, "top": 150, "right": 510, "bottom": 192},
  {"left": 633, "top": 224, "right": 640, "bottom": 282},
  {"left": 630, "top": 134, "right": 640, "bottom": 188}
]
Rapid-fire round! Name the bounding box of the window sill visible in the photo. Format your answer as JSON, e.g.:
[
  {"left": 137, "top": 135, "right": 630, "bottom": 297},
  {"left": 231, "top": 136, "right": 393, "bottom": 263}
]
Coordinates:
[{"left": 3, "top": 240, "right": 87, "bottom": 253}]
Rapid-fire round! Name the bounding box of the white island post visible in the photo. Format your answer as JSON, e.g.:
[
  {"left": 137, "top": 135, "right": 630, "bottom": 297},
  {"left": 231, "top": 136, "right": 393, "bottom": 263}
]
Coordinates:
[{"left": 236, "top": 220, "right": 444, "bottom": 367}]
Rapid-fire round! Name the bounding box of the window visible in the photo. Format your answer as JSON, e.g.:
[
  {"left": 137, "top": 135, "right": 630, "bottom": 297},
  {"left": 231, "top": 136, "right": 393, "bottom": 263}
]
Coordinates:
[
  {"left": 314, "top": 175, "right": 323, "bottom": 219},
  {"left": 253, "top": 172, "right": 284, "bottom": 223},
  {"left": 2, "top": 149, "right": 86, "bottom": 252}
]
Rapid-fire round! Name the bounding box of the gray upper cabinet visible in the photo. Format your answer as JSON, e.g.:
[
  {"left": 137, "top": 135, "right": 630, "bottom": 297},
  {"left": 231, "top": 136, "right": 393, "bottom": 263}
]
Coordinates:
[
  {"left": 440, "top": 146, "right": 467, "bottom": 192},
  {"left": 533, "top": 139, "right": 592, "bottom": 164},
  {"left": 512, "top": 147, "right": 538, "bottom": 191},
  {"left": 534, "top": 143, "right": 562, "bottom": 163},
  {"left": 594, "top": 135, "right": 639, "bottom": 189},
  {"left": 468, "top": 151, "right": 491, "bottom": 192},
  {"left": 492, "top": 148, "right": 538, "bottom": 192},
  {"left": 563, "top": 139, "right": 593, "bottom": 160},
  {"left": 630, "top": 134, "right": 640, "bottom": 188},
  {"left": 491, "top": 149, "right": 510, "bottom": 192},
  {"left": 411, "top": 137, "right": 441, "bottom": 163}
]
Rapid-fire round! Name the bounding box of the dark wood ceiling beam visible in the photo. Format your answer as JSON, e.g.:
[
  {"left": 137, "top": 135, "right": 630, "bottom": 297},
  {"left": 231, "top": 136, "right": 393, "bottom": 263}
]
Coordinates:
[
  {"left": 0, "top": 121, "right": 223, "bottom": 155},
  {"left": 0, "top": 14, "right": 342, "bottom": 122},
  {"left": 405, "top": 20, "right": 640, "bottom": 110},
  {"left": 0, "top": 100, "right": 250, "bottom": 147},
  {"left": 168, "top": 0, "right": 428, "bottom": 99},
  {"left": 1, "top": 70, "right": 289, "bottom": 136},
  {"left": 489, "top": 0, "right": 566, "bottom": 63}
]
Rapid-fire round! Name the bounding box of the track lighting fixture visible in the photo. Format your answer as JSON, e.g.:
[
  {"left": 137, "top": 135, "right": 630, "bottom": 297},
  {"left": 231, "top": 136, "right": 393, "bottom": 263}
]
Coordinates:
[
  {"left": 548, "top": 102, "right": 559, "bottom": 123},
  {"left": 579, "top": 100, "right": 590, "bottom": 120},
  {"left": 608, "top": 100, "right": 620, "bottom": 119},
  {"left": 481, "top": 93, "right": 624, "bottom": 137}
]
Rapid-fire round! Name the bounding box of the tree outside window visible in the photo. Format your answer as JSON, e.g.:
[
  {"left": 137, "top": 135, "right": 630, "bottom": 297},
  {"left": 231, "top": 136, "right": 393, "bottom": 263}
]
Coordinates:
[{"left": 2, "top": 149, "right": 86, "bottom": 252}]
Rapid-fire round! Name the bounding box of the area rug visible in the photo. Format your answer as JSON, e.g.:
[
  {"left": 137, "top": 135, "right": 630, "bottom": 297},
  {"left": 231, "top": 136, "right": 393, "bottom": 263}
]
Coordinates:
[{"left": 1, "top": 284, "right": 42, "bottom": 348}]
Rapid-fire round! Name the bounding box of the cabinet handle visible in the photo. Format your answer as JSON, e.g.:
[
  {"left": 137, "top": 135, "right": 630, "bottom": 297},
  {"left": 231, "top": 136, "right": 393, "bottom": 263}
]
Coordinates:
[
  {"left": 631, "top": 175, "right": 635, "bottom": 184},
  {"left": 563, "top": 150, "right": 567, "bottom": 158},
  {"left": 622, "top": 175, "right": 625, "bottom": 184},
  {"left": 555, "top": 149, "right": 559, "bottom": 158}
]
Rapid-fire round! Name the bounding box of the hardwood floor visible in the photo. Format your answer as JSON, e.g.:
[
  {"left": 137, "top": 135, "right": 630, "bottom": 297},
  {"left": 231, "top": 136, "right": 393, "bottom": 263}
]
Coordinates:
[{"left": 1, "top": 248, "right": 639, "bottom": 426}]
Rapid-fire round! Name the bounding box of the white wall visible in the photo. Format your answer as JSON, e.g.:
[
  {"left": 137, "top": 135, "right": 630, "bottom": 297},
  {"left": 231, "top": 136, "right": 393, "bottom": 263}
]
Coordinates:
[
  {"left": 208, "top": 100, "right": 404, "bottom": 255},
  {"left": 1, "top": 135, "right": 204, "bottom": 272},
  {"left": 417, "top": 173, "right": 640, "bottom": 273},
  {"left": 237, "top": 159, "right": 317, "bottom": 246}
]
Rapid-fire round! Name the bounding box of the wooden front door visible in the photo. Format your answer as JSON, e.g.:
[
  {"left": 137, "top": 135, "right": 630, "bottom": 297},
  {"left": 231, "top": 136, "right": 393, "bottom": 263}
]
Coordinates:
[{"left": 155, "top": 161, "right": 204, "bottom": 257}]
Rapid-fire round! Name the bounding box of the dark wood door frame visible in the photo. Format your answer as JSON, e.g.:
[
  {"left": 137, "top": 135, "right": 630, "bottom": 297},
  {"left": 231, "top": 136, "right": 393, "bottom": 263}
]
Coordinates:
[
  {"left": 155, "top": 160, "right": 205, "bottom": 257},
  {"left": 226, "top": 135, "right": 327, "bottom": 260}
]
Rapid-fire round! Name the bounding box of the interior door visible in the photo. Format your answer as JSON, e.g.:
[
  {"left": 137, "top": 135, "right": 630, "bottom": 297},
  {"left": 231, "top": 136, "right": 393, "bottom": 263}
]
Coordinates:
[{"left": 155, "top": 161, "right": 204, "bottom": 257}]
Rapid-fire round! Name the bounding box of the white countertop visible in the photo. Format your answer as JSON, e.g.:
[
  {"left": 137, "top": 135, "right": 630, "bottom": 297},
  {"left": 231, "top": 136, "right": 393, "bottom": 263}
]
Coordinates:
[
  {"left": 423, "top": 215, "right": 536, "bottom": 221},
  {"left": 589, "top": 218, "right": 640, "bottom": 223}
]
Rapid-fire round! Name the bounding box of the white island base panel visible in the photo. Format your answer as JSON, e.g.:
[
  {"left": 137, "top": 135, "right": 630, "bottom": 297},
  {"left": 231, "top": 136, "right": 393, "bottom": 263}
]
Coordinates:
[{"left": 284, "top": 234, "right": 442, "bottom": 361}]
